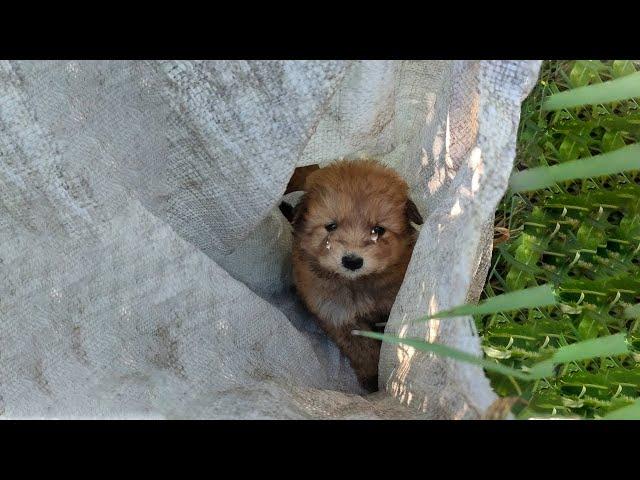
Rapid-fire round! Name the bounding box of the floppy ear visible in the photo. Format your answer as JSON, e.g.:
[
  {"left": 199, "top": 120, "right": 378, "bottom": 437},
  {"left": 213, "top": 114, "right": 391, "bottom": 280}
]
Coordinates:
[
  {"left": 279, "top": 201, "right": 295, "bottom": 223},
  {"left": 280, "top": 195, "right": 309, "bottom": 229},
  {"left": 291, "top": 194, "right": 309, "bottom": 229},
  {"left": 285, "top": 165, "right": 320, "bottom": 194},
  {"left": 406, "top": 198, "right": 424, "bottom": 225}
]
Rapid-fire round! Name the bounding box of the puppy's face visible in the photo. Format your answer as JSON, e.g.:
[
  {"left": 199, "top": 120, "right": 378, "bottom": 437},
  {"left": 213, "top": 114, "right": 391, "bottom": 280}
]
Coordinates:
[{"left": 291, "top": 160, "right": 423, "bottom": 280}]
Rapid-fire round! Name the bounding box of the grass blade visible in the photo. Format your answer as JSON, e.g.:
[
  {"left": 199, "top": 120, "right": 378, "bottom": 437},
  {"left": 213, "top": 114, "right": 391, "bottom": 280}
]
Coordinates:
[
  {"left": 601, "top": 398, "right": 640, "bottom": 420},
  {"left": 509, "top": 144, "right": 640, "bottom": 193},
  {"left": 352, "top": 330, "right": 533, "bottom": 380},
  {"left": 528, "top": 333, "right": 630, "bottom": 378},
  {"left": 354, "top": 331, "right": 630, "bottom": 383},
  {"left": 552, "top": 333, "right": 629, "bottom": 362},
  {"left": 420, "top": 284, "right": 557, "bottom": 320},
  {"left": 542, "top": 71, "right": 640, "bottom": 110}
]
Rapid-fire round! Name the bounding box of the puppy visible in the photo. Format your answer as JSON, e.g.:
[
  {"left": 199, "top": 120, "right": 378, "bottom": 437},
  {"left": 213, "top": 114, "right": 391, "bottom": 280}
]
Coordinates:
[{"left": 284, "top": 159, "right": 423, "bottom": 392}]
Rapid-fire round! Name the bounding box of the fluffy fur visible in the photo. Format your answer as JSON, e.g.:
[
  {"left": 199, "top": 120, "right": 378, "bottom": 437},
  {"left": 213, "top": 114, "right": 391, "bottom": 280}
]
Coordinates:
[{"left": 285, "top": 160, "right": 423, "bottom": 392}]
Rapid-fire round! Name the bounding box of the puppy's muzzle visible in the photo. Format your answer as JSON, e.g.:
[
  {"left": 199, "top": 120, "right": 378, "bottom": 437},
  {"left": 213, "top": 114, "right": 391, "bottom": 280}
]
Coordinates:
[{"left": 342, "top": 254, "right": 363, "bottom": 271}]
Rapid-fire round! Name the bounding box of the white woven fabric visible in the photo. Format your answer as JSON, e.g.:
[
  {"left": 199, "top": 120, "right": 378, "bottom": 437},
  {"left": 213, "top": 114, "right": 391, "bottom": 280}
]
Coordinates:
[{"left": 0, "top": 60, "right": 540, "bottom": 419}]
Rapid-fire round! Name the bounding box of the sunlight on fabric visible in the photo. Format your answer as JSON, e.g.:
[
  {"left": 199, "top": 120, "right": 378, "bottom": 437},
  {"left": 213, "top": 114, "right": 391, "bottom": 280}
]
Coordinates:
[
  {"left": 469, "top": 147, "right": 483, "bottom": 194},
  {"left": 450, "top": 199, "right": 463, "bottom": 217},
  {"left": 428, "top": 295, "right": 441, "bottom": 343}
]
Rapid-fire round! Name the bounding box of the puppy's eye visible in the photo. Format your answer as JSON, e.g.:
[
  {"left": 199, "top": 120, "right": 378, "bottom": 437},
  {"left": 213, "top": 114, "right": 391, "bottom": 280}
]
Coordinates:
[
  {"left": 325, "top": 222, "right": 337, "bottom": 232},
  {"left": 371, "top": 226, "right": 385, "bottom": 236}
]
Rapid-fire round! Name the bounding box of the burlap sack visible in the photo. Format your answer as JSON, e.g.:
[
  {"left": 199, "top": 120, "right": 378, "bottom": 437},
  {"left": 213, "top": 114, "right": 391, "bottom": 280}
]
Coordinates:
[{"left": 0, "top": 60, "right": 540, "bottom": 418}]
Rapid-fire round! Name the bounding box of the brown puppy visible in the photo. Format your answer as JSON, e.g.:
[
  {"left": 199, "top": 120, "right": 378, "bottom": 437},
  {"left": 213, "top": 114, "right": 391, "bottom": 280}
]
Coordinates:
[{"left": 286, "top": 159, "right": 423, "bottom": 392}]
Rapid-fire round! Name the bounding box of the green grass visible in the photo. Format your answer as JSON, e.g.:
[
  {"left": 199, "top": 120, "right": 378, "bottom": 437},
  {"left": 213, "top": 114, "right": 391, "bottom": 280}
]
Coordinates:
[
  {"left": 477, "top": 60, "right": 640, "bottom": 419},
  {"left": 359, "top": 60, "right": 640, "bottom": 419}
]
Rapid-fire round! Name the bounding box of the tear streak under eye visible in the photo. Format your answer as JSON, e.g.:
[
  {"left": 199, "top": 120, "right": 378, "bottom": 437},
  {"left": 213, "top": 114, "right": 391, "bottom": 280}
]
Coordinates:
[{"left": 324, "top": 234, "right": 332, "bottom": 250}]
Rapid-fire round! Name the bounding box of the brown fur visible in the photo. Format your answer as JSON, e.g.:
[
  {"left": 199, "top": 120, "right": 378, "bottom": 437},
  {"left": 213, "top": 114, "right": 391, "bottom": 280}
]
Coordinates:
[
  {"left": 287, "top": 159, "right": 423, "bottom": 392},
  {"left": 285, "top": 164, "right": 320, "bottom": 194}
]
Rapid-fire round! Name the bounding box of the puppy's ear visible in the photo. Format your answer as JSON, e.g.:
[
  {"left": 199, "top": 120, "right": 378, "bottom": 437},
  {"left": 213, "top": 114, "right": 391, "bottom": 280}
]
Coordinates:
[
  {"left": 291, "top": 194, "right": 309, "bottom": 229},
  {"left": 285, "top": 165, "right": 320, "bottom": 194},
  {"left": 406, "top": 198, "right": 424, "bottom": 225},
  {"left": 279, "top": 201, "right": 295, "bottom": 223},
  {"left": 282, "top": 194, "right": 309, "bottom": 229}
]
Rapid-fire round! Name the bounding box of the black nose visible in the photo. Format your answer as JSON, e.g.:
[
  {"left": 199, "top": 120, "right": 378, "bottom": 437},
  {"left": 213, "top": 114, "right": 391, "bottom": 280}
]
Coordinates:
[{"left": 342, "top": 254, "right": 363, "bottom": 271}]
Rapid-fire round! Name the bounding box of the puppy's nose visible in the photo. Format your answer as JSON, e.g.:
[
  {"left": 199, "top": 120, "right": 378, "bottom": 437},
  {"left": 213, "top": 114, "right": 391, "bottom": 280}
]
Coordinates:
[{"left": 342, "top": 254, "right": 363, "bottom": 271}]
